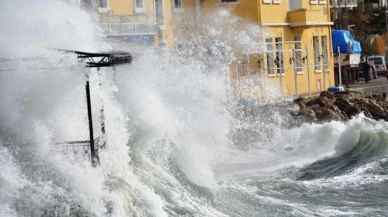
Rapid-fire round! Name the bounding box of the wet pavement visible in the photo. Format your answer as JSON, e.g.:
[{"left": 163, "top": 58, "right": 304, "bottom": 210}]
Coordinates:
[{"left": 348, "top": 76, "right": 388, "bottom": 89}]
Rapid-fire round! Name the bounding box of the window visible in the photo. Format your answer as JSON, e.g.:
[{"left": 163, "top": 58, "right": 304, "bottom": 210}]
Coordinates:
[
  {"left": 174, "top": 0, "right": 182, "bottom": 8},
  {"left": 135, "top": 0, "right": 144, "bottom": 13},
  {"left": 98, "top": 0, "right": 107, "bottom": 8},
  {"left": 369, "top": 57, "right": 383, "bottom": 64},
  {"left": 220, "top": 0, "right": 238, "bottom": 2},
  {"left": 275, "top": 37, "right": 284, "bottom": 75},
  {"left": 98, "top": 0, "right": 109, "bottom": 13},
  {"left": 288, "top": 0, "right": 302, "bottom": 11},
  {"left": 321, "top": 36, "right": 328, "bottom": 70},
  {"left": 313, "top": 36, "right": 320, "bottom": 71},
  {"left": 174, "top": 0, "right": 183, "bottom": 12},
  {"left": 263, "top": 0, "right": 281, "bottom": 3},
  {"left": 266, "top": 38, "right": 275, "bottom": 75},
  {"left": 318, "top": 0, "right": 326, "bottom": 4},
  {"left": 294, "top": 37, "right": 303, "bottom": 72},
  {"left": 155, "top": 0, "right": 165, "bottom": 27},
  {"left": 310, "top": 0, "right": 318, "bottom": 4},
  {"left": 81, "top": 0, "right": 94, "bottom": 11}
]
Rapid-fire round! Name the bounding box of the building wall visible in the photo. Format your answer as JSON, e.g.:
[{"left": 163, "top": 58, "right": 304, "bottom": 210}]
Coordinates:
[
  {"left": 168, "top": 0, "right": 334, "bottom": 99},
  {"left": 235, "top": 0, "right": 334, "bottom": 99},
  {"left": 93, "top": 0, "right": 335, "bottom": 99},
  {"left": 261, "top": 26, "right": 334, "bottom": 96},
  {"left": 109, "top": 0, "right": 133, "bottom": 15}
]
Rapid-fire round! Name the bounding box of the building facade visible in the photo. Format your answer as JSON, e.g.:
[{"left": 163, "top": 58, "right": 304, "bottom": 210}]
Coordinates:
[
  {"left": 80, "top": 0, "right": 177, "bottom": 50},
  {"left": 173, "top": 0, "right": 334, "bottom": 100},
  {"left": 82, "top": 0, "right": 335, "bottom": 100}
]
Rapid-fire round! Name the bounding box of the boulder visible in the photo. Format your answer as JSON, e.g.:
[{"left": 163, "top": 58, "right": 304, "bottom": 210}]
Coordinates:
[
  {"left": 301, "top": 107, "right": 316, "bottom": 121},
  {"left": 344, "top": 106, "right": 361, "bottom": 119},
  {"left": 292, "top": 90, "right": 388, "bottom": 123},
  {"left": 334, "top": 97, "right": 353, "bottom": 111},
  {"left": 358, "top": 98, "right": 385, "bottom": 116},
  {"left": 306, "top": 96, "right": 335, "bottom": 108},
  {"left": 319, "top": 91, "right": 335, "bottom": 99},
  {"left": 316, "top": 108, "right": 342, "bottom": 122}
]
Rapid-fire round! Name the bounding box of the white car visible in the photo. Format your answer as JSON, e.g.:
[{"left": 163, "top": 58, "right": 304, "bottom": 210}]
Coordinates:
[{"left": 367, "top": 55, "right": 386, "bottom": 75}]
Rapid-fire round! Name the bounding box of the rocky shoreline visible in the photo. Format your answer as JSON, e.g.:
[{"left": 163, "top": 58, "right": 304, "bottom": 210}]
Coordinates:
[{"left": 292, "top": 91, "right": 388, "bottom": 123}]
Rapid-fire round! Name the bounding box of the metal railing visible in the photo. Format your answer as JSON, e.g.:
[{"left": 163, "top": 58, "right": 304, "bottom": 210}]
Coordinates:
[
  {"left": 235, "top": 41, "right": 332, "bottom": 100},
  {"left": 330, "top": 0, "right": 358, "bottom": 8},
  {"left": 101, "top": 23, "right": 158, "bottom": 36},
  {"left": 100, "top": 14, "right": 149, "bottom": 23}
]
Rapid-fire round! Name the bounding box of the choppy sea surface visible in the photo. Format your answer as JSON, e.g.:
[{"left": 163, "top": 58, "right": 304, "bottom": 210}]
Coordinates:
[{"left": 1, "top": 1, "right": 388, "bottom": 217}]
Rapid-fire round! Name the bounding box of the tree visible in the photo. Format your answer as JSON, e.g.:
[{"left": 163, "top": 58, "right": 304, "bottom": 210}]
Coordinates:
[{"left": 368, "top": 7, "right": 388, "bottom": 35}]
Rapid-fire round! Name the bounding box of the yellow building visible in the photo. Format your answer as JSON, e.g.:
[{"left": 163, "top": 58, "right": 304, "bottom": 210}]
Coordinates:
[
  {"left": 80, "top": 0, "right": 177, "bottom": 50},
  {"left": 172, "top": 0, "right": 335, "bottom": 100},
  {"left": 82, "top": 0, "right": 335, "bottom": 100}
]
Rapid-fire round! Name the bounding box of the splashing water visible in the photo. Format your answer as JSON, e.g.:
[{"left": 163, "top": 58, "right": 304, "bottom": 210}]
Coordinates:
[{"left": 2, "top": 1, "right": 388, "bottom": 217}]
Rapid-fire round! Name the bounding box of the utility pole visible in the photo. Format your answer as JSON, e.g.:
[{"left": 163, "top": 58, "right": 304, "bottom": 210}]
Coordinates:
[
  {"left": 339, "top": 0, "right": 342, "bottom": 29},
  {"left": 386, "top": 0, "right": 388, "bottom": 57},
  {"left": 345, "top": 0, "right": 349, "bottom": 30}
]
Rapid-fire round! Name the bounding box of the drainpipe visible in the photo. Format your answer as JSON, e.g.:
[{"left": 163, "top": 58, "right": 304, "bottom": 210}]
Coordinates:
[{"left": 195, "top": 0, "right": 201, "bottom": 30}]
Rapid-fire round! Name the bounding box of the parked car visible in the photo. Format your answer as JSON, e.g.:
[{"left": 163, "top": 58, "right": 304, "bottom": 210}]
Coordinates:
[
  {"left": 367, "top": 55, "right": 386, "bottom": 76},
  {"left": 358, "top": 62, "right": 376, "bottom": 80}
]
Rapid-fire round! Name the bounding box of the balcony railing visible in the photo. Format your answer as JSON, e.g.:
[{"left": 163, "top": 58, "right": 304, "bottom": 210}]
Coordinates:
[
  {"left": 100, "top": 14, "right": 150, "bottom": 23},
  {"left": 330, "top": 0, "right": 358, "bottom": 8},
  {"left": 101, "top": 23, "right": 158, "bottom": 36}
]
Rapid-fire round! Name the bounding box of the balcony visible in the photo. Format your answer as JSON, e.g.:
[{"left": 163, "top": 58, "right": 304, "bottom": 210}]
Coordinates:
[
  {"left": 330, "top": 0, "right": 358, "bottom": 8},
  {"left": 287, "top": 9, "right": 329, "bottom": 27},
  {"left": 101, "top": 23, "right": 158, "bottom": 36}
]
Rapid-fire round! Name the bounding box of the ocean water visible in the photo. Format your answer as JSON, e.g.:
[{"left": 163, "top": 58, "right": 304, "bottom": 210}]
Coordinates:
[{"left": 1, "top": 1, "right": 388, "bottom": 217}]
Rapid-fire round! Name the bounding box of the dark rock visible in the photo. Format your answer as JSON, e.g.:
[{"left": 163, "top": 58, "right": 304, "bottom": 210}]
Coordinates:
[
  {"left": 316, "top": 108, "right": 342, "bottom": 122},
  {"left": 319, "top": 91, "right": 335, "bottom": 99},
  {"left": 344, "top": 106, "right": 361, "bottom": 119},
  {"left": 302, "top": 107, "right": 316, "bottom": 121},
  {"left": 292, "top": 90, "right": 388, "bottom": 123},
  {"left": 328, "top": 104, "right": 342, "bottom": 114},
  {"left": 371, "top": 94, "right": 385, "bottom": 101},
  {"left": 359, "top": 106, "right": 373, "bottom": 118},
  {"left": 293, "top": 97, "right": 307, "bottom": 103},
  {"left": 334, "top": 97, "right": 353, "bottom": 111},
  {"left": 358, "top": 98, "right": 385, "bottom": 116},
  {"left": 306, "top": 96, "right": 335, "bottom": 108}
]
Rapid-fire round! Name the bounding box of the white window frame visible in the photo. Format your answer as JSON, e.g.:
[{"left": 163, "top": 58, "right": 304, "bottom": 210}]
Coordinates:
[
  {"left": 310, "top": 0, "right": 318, "bottom": 4},
  {"left": 318, "top": 0, "right": 326, "bottom": 4},
  {"left": 294, "top": 37, "right": 303, "bottom": 74},
  {"left": 173, "top": 0, "right": 183, "bottom": 13},
  {"left": 263, "top": 0, "right": 271, "bottom": 3},
  {"left": 275, "top": 37, "right": 284, "bottom": 76},
  {"left": 134, "top": 0, "right": 145, "bottom": 13},
  {"left": 98, "top": 0, "right": 110, "bottom": 13},
  {"left": 273, "top": 0, "right": 281, "bottom": 4}
]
